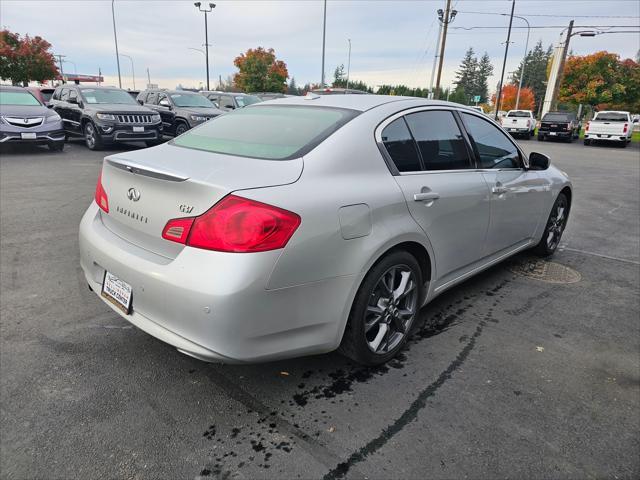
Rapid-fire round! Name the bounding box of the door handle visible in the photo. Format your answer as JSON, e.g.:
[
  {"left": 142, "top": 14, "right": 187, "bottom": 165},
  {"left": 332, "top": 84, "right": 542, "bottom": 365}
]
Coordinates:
[
  {"left": 492, "top": 186, "right": 508, "bottom": 195},
  {"left": 413, "top": 192, "right": 440, "bottom": 202}
]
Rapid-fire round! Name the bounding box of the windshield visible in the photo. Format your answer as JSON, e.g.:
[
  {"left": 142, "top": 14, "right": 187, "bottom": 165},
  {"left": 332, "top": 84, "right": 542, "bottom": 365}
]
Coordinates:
[
  {"left": 543, "top": 113, "right": 571, "bottom": 122},
  {"left": 173, "top": 105, "right": 358, "bottom": 160},
  {"left": 80, "top": 88, "right": 137, "bottom": 105},
  {"left": 0, "top": 91, "right": 41, "bottom": 106},
  {"left": 235, "top": 95, "right": 261, "bottom": 107},
  {"left": 507, "top": 111, "right": 530, "bottom": 117},
  {"left": 170, "top": 93, "right": 214, "bottom": 107},
  {"left": 594, "top": 112, "right": 628, "bottom": 122}
]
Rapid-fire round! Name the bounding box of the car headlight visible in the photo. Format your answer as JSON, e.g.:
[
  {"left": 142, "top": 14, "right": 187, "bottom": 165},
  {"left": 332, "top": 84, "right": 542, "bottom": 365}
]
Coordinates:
[
  {"left": 45, "top": 113, "right": 61, "bottom": 123},
  {"left": 190, "top": 115, "right": 209, "bottom": 122},
  {"left": 96, "top": 113, "right": 116, "bottom": 121},
  {"left": 151, "top": 114, "right": 161, "bottom": 123}
]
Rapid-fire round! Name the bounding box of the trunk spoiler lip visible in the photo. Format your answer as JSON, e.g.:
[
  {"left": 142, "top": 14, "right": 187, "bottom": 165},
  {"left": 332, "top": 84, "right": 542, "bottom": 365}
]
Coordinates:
[{"left": 105, "top": 157, "right": 189, "bottom": 182}]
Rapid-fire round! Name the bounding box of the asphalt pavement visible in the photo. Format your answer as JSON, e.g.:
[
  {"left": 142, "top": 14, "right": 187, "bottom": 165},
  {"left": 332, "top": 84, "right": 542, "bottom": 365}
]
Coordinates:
[{"left": 1, "top": 137, "right": 638, "bottom": 479}]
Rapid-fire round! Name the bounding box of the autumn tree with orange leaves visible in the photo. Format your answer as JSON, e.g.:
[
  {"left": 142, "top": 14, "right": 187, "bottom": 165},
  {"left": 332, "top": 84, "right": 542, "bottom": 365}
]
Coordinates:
[
  {"left": 233, "top": 47, "right": 288, "bottom": 93},
  {"left": 0, "top": 30, "right": 59, "bottom": 85},
  {"left": 559, "top": 51, "right": 640, "bottom": 112},
  {"left": 491, "top": 84, "right": 535, "bottom": 111}
]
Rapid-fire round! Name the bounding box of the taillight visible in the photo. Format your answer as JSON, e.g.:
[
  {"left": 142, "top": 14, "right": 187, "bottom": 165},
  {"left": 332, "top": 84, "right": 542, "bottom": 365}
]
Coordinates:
[
  {"left": 526, "top": 119, "right": 531, "bottom": 128},
  {"left": 566, "top": 123, "right": 572, "bottom": 131},
  {"left": 585, "top": 121, "right": 590, "bottom": 132},
  {"left": 623, "top": 123, "right": 628, "bottom": 133},
  {"left": 94, "top": 169, "right": 109, "bottom": 213},
  {"left": 162, "top": 217, "right": 194, "bottom": 244},
  {"left": 162, "top": 195, "right": 301, "bottom": 253}
]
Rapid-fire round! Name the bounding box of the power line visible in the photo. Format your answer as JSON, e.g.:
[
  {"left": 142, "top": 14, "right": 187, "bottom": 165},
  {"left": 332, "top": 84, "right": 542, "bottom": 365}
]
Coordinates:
[
  {"left": 451, "top": 25, "right": 640, "bottom": 30},
  {"left": 457, "top": 10, "right": 640, "bottom": 19}
]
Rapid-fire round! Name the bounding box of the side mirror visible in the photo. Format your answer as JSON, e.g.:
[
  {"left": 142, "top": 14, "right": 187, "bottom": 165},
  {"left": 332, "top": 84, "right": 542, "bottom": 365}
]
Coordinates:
[
  {"left": 46, "top": 103, "right": 54, "bottom": 109},
  {"left": 529, "top": 152, "right": 550, "bottom": 170},
  {"left": 159, "top": 99, "right": 171, "bottom": 108}
]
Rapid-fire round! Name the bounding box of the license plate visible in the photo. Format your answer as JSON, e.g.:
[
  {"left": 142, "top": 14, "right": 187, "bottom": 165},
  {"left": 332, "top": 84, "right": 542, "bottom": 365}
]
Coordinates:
[
  {"left": 550, "top": 132, "right": 557, "bottom": 136},
  {"left": 101, "top": 271, "right": 132, "bottom": 314},
  {"left": 133, "top": 126, "right": 144, "bottom": 133},
  {"left": 551, "top": 124, "right": 558, "bottom": 127},
  {"left": 21, "top": 132, "right": 37, "bottom": 140},
  {"left": 598, "top": 134, "right": 610, "bottom": 138}
]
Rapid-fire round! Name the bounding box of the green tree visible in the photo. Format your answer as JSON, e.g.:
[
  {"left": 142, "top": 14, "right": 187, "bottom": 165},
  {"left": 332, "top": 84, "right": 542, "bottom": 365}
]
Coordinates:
[
  {"left": 474, "top": 52, "right": 494, "bottom": 103},
  {"left": 287, "top": 76, "right": 299, "bottom": 95},
  {"left": 233, "top": 47, "right": 288, "bottom": 93},
  {"left": 448, "top": 86, "right": 468, "bottom": 105},
  {"left": 453, "top": 47, "right": 477, "bottom": 103},
  {"left": 511, "top": 40, "right": 553, "bottom": 113},
  {"left": 333, "top": 64, "right": 346, "bottom": 87},
  {"left": 0, "top": 29, "right": 59, "bottom": 85}
]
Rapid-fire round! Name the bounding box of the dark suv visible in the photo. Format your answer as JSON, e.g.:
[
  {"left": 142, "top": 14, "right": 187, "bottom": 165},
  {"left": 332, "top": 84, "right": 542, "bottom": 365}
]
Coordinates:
[
  {"left": 538, "top": 111, "right": 581, "bottom": 142},
  {"left": 137, "top": 89, "right": 223, "bottom": 136},
  {"left": 50, "top": 85, "right": 162, "bottom": 150}
]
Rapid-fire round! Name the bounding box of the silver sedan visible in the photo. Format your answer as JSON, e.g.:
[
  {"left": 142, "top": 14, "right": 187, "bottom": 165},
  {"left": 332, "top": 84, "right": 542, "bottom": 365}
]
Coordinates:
[{"left": 79, "top": 95, "right": 572, "bottom": 365}]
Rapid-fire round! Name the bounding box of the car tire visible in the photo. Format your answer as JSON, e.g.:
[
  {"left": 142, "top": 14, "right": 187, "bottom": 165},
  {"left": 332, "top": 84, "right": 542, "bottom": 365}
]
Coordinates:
[
  {"left": 620, "top": 141, "right": 627, "bottom": 148},
  {"left": 537, "top": 135, "right": 544, "bottom": 141},
  {"left": 48, "top": 142, "right": 64, "bottom": 152},
  {"left": 584, "top": 139, "right": 591, "bottom": 146},
  {"left": 84, "top": 122, "right": 103, "bottom": 150},
  {"left": 339, "top": 250, "right": 423, "bottom": 366},
  {"left": 532, "top": 192, "right": 569, "bottom": 257},
  {"left": 530, "top": 129, "right": 535, "bottom": 137},
  {"left": 175, "top": 122, "right": 189, "bottom": 137}
]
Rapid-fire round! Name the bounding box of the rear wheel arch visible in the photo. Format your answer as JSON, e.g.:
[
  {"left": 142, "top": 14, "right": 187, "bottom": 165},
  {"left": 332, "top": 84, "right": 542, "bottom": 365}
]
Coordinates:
[{"left": 560, "top": 186, "right": 572, "bottom": 212}]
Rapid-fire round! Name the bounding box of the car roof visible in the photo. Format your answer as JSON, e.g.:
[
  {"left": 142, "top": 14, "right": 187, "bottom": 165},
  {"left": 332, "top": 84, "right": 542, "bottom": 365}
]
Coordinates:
[
  {"left": 253, "top": 94, "right": 465, "bottom": 113},
  {"left": 0, "top": 85, "right": 28, "bottom": 92}
]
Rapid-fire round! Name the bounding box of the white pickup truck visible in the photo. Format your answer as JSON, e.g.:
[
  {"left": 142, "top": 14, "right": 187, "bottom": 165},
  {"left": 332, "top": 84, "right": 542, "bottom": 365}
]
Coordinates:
[
  {"left": 584, "top": 111, "right": 636, "bottom": 147},
  {"left": 501, "top": 110, "right": 536, "bottom": 139}
]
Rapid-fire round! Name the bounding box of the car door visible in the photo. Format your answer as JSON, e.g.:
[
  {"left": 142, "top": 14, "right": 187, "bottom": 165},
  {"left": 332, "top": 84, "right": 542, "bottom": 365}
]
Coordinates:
[
  {"left": 54, "top": 88, "right": 73, "bottom": 134},
  {"left": 378, "top": 109, "right": 492, "bottom": 285},
  {"left": 460, "top": 112, "right": 548, "bottom": 256},
  {"left": 66, "top": 88, "right": 83, "bottom": 134},
  {"left": 155, "top": 93, "right": 176, "bottom": 134}
]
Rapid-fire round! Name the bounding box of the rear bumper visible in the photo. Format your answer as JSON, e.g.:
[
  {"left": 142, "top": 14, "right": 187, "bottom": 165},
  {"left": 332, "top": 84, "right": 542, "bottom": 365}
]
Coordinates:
[
  {"left": 584, "top": 133, "right": 628, "bottom": 141},
  {"left": 79, "top": 203, "right": 353, "bottom": 363},
  {"left": 538, "top": 130, "right": 572, "bottom": 138}
]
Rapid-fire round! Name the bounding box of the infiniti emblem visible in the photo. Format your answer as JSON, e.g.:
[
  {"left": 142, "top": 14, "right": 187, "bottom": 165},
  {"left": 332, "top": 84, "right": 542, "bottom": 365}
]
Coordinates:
[{"left": 127, "top": 187, "right": 141, "bottom": 202}]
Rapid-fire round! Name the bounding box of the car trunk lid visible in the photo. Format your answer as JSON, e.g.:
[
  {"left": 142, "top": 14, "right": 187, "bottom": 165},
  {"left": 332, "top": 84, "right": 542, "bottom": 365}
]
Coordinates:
[{"left": 98, "top": 143, "right": 303, "bottom": 258}]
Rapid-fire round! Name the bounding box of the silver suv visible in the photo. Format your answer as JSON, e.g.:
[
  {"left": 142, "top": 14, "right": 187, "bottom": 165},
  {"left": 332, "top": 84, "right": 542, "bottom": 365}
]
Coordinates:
[{"left": 199, "top": 91, "right": 262, "bottom": 111}]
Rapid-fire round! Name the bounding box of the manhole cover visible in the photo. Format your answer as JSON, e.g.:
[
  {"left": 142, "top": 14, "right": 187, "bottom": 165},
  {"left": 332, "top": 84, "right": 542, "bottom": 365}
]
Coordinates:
[{"left": 508, "top": 258, "right": 581, "bottom": 284}]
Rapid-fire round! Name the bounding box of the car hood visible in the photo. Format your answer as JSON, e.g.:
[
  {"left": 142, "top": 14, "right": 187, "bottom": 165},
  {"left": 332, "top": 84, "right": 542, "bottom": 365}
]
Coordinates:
[
  {"left": 0, "top": 105, "right": 50, "bottom": 117},
  {"left": 85, "top": 104, "right": 155, "bottom": 114},
  {"left": 178, "top": 106, "right": 224, "bottom": 116}
]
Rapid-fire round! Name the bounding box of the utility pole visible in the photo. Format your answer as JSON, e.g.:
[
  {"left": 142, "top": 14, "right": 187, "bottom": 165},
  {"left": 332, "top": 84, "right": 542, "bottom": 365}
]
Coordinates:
[
  {"left": 321, "top": 0, "right": 327, "bottom": 87},
  {"left": 541, "top": 20, "right": 573, "bottom": 118},
  {"left": 434, "top": 0, "right": 456, "bottom": 99},
  {"left": 111, "top": 0, "right": 122, "bottom": 88},
  {"left": 429, "top": 7, "right": 444, "bottom": 99},
  {"left": 55, "top": 54, "right": 66, "bottom": 83},
  {"left": 146, "top": 67, "right": 151, "bottom": 87},
  {"left": 513, "top": 15, "right": 530, "bottom": 110},
  {"left": 551, "top": 20, "right": 574, "bottom": 111},
  {"left": 346, "top": 38, "right": 352, "bottom": 91},
  {"left": 494, "top": 0, "right": 516, "bottom": 120}
]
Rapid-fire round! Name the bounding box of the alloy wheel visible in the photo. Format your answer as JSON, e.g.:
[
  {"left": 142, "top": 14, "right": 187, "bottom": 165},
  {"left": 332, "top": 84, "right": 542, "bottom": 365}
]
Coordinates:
[
  {"left": 85, "top": 124, "right": 95, "bottom": 149},
  {"left": 364, "top": 265, "right": 418, "bottom": 354},
  {"left": 546, "top": 198, "right": 567, "bottom": 251}
]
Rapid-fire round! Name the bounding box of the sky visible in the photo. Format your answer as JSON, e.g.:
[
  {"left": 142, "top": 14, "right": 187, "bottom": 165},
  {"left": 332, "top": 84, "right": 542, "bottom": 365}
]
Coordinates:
[{"left": 1, "top": 0, "right": 639, "bottom": 93}]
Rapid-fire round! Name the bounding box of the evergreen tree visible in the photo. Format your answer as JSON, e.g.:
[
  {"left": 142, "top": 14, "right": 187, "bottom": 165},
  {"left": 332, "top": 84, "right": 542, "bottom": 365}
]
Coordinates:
[
  {"left": 511, "top": 40, "right": 553, "bottom": 114},
  {"left": 454, "top": 47, "right": 478, "bottom": 103},
  {"left": 333, "top": 64, "right": 346, "bottom": 87},
  {"left": 474, "top": 53, "right": 494, "bottom": 103},
  {"left": 287, "top": 77, "right": 298, "bottom": 95}
]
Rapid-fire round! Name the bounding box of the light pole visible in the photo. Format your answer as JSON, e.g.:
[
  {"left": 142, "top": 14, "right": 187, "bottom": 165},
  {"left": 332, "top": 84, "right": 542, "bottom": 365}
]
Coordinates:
[
  {"left": 63, "top": 60, "right": 77, "bottom": 75},
  {"left": 346, "top": 38, "right": 351, "bottom": 91},
  {"left": 509, "top": 15, "right": 530, "bottom": 110},
  {"left": 194, "top": 2, "right": 215, "bottom": 91},
  {"left": 434, "top": 0, "right": 457, "bottom": 99},
  {"left": 55, "top": 54, "right": 66, "bottom": 84},
  {"left": 494, "top": 0, "right": 516, "bottom": 120},
  {"left": 188, "top": 48, "right": 206, "bottom": 88},
  {"left": 321, "top": 0, "right": 327, "bottom": 87},
  {"left": 119, "top": 53, "right": 135, "bottom": 90},
  {"left": 111, "top": 0, "right": 122, "bottom": 88}
]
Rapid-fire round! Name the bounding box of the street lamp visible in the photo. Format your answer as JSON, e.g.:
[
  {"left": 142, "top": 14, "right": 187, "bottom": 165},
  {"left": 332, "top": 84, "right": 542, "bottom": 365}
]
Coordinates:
[
  {"left": 111, "top": 0, "right": 122, "bottom": 88},
  {"left": 346, "top": 39, "right": 351, "bottom": 91},
  {"left": 194, "top": 2, "right": 215, "bottom": 91},
  {"left": 505, "top": 14, "right": 531, "bottom": 110},
  {"left": 119, "top": 53, "right": 135, "bottom": 90}
]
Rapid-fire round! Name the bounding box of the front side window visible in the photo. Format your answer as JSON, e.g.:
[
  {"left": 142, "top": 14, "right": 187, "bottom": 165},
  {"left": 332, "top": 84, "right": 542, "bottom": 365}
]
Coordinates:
[
  {"left": 68, "top": 90, "right": 78, "bottom": 102},
  {"left": 461, "top": 113, "right": 521, "bottom": 169},
  {"left": 146, "top": 92, "right": 157, "bottom": 105},
  {"left": 405, "top": 110, "right": 472, "bottom": 171},
  {"left": 80, "top": 88, "right": 137, "bottom": 105},
  {"left": 0, "top": 90, "right": 41, "bottom": 106},
  {"left": 60, "top": 89, "right": 70, "bottom": 102},
  {"left": 380, "top": 118, "right": 421, "bottom": 172},
  {"left": 173, "top": 105, "right": 358, "bottom": 160}
]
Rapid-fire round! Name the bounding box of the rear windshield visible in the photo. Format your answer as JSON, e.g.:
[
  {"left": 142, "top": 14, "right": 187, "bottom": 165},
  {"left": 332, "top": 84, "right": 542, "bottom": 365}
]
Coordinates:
[
  {"left": 543, "top": 113, "right": 572, "bottom": 122},
  {"left": 507, "top": 111, "right": 530, "bottom": 117},
  {"left": 0, "top": 90, "right": 41, "bottom": 106},
  {"left": 594, "top": 112, "right": 628, "bottom": 122},
  {"left": 173, "top": 105, "right": 358, "bottom": 160}
]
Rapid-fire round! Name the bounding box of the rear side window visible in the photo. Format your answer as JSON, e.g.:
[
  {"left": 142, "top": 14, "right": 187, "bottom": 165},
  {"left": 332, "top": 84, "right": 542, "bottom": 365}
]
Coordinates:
[
  {"left": 173, "top": 105, "right": 358, "bottom": 160},
  {"left": 405, "top": 111, "right": 472, "bottom": 171},
  {"left": 461, "top": 113, "right": 521, "bottom": 169},
  {"left": 380, "top": 118, "right": 422, "bottom": 172}
]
